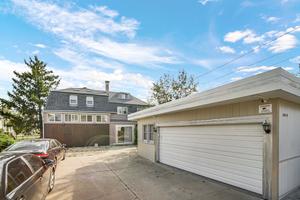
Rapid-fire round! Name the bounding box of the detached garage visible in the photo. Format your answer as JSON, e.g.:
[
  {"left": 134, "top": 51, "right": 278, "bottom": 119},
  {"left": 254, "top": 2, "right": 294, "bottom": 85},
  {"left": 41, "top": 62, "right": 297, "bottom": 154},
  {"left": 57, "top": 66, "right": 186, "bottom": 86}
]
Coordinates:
[{"left": 128, "top": 68, "right": 300, "bottom": 200}]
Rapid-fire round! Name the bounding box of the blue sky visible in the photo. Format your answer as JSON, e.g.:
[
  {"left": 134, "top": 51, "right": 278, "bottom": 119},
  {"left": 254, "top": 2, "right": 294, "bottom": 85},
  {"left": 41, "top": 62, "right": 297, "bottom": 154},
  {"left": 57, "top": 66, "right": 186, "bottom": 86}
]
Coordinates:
[{"left": 0, "top": 0, "right": 300, "bottom": 101}]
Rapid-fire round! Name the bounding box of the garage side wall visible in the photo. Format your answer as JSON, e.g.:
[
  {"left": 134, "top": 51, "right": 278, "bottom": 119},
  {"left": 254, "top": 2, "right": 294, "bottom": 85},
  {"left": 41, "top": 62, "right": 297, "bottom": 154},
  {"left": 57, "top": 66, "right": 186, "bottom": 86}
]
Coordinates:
[
  {"left": 137, "top": 99, "right": 276, "bottom": 162},
  {"left": 279, "top": 100, "right": 300, "bottom": 198}
]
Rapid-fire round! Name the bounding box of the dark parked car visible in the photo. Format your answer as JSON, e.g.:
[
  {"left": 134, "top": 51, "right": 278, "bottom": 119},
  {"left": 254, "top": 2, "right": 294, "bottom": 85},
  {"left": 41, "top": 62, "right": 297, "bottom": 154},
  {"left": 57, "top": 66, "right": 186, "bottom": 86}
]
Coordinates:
[
  {"left": 4, "top": 139, "right": 66, "bottom": 167},
  {"left": 0, "top": 153, "right": 55, "bottom": 200}
]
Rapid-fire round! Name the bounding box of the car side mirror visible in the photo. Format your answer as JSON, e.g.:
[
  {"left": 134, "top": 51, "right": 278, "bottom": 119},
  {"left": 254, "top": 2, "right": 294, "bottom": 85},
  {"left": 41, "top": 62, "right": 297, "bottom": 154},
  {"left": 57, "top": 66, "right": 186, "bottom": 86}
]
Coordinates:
[{"left": 43, "top": 159, "right": 55, "bottom": 167}]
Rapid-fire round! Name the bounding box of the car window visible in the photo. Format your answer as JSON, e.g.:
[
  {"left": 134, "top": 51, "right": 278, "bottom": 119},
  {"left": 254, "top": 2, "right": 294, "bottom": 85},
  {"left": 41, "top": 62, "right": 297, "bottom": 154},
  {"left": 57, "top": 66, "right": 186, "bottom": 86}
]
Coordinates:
[
  {"left": 50, "top": 140, "right": 57, "bottom": 149},
  {"left": 23, "top": 155, "right": 43, "bottom": 172},
  {"left": 6, "top": 141, "right": 48, "bottom": 152},
  {"left": 6, "top": 158, "right": 33, "bottom": 194},
  {"left": 54, "top": 140, "right": 62, "bottom": 147}
]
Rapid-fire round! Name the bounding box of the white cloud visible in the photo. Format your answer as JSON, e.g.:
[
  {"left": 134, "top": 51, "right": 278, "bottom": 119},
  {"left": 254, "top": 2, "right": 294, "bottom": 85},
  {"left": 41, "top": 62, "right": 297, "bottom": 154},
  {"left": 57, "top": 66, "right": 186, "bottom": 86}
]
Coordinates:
[
  {"left": 262, "top": 16, "right": 280, "bottom": 23},
  {"left": 198, "top": 0, "right": 218, "bottom": 5},
  {"left": 290, "top": 56, "right": 300, "bottom": 63},
  {"left": 268, "top": 34, "right": 297, "bottom": 53},
  {"left": 34, "top": 43, "right": 47, "bottom": 48},
  {"left": 294, "top": 14, "right": 300, "bottom": 23},
  {"left": 92, "top": 6, "right": 119, "bottom": 18},
  {"left": 53, "top": 47, "right": 124, "bottom": 69},
  {"left": 53, "top": 66, "right": 153, "bottom": 101},
  {"left": 0, "top": 58, "right": 153, "bottom": 101},
  {"left": 283, "top": 67, "right": 293, "bottom": 71},
  {"left": 237, "top": 66, "right": 277, "bottom": 73},
  {"left": 11, "top": 0, "right": 179, "bottom": 66},
  {"left": 224, "top": 29, "right": 252, "bottom": 43},
  {"left": 231, "top": 77, "right": 243, "bottom": 81},
  {"left": 0, "top": 59, "right": 27, "bottom": 83},
  {"left": 32, "top": 50, "right": 39, "bottom": 55},
  {"left": 217, "top": 46, "right": 235, "bottom": 54}
]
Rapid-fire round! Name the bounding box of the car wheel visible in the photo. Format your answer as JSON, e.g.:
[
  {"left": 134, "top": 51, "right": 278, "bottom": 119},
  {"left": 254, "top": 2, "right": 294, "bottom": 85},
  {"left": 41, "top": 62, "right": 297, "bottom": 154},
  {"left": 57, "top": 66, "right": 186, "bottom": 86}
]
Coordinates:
[{"left": 48, "top": 169, "right": 55, "bottom": 193}]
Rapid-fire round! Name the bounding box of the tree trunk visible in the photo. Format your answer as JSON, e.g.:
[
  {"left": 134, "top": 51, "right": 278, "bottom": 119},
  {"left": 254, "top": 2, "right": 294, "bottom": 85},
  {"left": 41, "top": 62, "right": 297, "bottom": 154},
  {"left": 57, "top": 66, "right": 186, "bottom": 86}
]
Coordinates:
[{"left": 38, "top": 105, "right": 43, "bottom": 138}]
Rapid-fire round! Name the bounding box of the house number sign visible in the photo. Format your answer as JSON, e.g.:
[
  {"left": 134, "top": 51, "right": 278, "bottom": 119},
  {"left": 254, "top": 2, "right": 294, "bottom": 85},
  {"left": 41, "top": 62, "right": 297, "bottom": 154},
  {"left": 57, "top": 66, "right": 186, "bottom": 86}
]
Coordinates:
[{"left": 259, "top": 104, "right": 272, "bottom": 114}]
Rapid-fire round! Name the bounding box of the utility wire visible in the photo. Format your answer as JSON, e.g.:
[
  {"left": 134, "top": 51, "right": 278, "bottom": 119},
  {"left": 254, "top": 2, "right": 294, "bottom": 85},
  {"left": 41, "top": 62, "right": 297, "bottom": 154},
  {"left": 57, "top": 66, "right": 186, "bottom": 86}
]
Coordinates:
[
  {"left": 212, "top": 55, "right": 295, "bottom": 84},
  {"left": 198, "top": 52, "right": 286, "bottom": 84},
  {"left": 195, "top": 26, "right": 300, "bottom": 80}
]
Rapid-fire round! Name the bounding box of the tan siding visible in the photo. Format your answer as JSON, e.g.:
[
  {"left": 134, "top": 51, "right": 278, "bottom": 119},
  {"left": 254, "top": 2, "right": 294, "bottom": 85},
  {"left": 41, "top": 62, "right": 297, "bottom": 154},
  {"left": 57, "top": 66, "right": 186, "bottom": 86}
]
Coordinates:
[{"left": 137, "top": 99, "right": 277, "bottom": 162}]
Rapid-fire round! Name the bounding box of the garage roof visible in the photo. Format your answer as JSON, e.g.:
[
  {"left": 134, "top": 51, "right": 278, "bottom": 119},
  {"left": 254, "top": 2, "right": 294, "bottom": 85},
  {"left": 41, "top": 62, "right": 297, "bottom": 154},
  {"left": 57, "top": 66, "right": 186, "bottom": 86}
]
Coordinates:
[{"left": 128, "top": 68, "right": 300, "bottom": 120}]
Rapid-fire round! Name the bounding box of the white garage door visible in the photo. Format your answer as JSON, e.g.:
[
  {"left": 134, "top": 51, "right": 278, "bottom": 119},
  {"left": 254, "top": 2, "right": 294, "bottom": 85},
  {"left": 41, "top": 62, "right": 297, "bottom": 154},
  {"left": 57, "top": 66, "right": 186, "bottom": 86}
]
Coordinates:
[{"left": 159, "top": 124, "right": 264, "bottom": 194}]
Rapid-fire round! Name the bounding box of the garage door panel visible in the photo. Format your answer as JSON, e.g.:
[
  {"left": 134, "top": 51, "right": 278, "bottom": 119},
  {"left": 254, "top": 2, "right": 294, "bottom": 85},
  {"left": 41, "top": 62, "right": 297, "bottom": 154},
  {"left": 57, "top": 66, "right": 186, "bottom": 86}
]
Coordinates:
[
  {"left": 161, "top": 157, "right": 262, "bottom": 194},
  {"left": 161, "top": 133, "right": 263, "bottom": 142},
  {"left": 161, "top": 141, "right": 262, "bottom": 156},
  {"left": 160, "top": 145, "right": 262, "bottom": 168},
  {"left": 161, "top": 126, "right": 263, "bottom": 136},
  {"left": 159, "top": 124, "right": 264, "bottom": 194},
  {"left": 161, "top": 136, "right": 263, "bottom": 149},
  {"left": 161, "top": 143, "right": 263, "bottom": 161},
  {"left": 160, "top": 150, "right": 262, "bottom": 178}
]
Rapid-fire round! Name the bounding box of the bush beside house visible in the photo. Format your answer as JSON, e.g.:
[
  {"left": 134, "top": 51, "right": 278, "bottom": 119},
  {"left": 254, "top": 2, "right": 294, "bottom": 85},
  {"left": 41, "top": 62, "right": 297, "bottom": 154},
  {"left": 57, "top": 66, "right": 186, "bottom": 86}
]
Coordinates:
[{"left": 0, "top": 130, "right": 15, "bottom": 152}]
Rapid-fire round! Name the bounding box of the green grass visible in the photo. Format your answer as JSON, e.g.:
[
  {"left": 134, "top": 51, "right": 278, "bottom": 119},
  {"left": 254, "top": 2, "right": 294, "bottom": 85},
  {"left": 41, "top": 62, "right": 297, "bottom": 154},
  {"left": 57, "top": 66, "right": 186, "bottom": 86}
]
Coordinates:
[{"left": 16, "top": 134, "right": 40, "bottom": 141}]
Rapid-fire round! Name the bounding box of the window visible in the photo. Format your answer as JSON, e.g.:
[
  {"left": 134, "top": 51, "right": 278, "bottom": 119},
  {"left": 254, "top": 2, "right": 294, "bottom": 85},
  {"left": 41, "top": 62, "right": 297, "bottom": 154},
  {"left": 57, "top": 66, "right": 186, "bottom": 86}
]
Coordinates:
[
  {"left": 23, "top": 155, "right": 43, "bottom": 172},
  {"left": 143, "top": 124, "right": 154, "bottom": 144},
  {"left": 118, "top": 93, "right": 128, "bottom": 99},
  {"left": 96, "top": 115, "right": 109, "bottom": 123},
  {"left": 47, "top": 113, "right": 61, "bottom": 122},
  {"left": 81, "top": 114, "right": 93, "bottom": 123},
  {"left": 86, "top": 96, "right": 94, "bottom": 107},
  {"left": 50, "top": 140, "right": 57, "bottom": 149},
  {"left": 137, "top": 107, "right": 144, "bottom": 112},
  {"left": 117, "top": 107, "right": 128, "bottom": 115},
  {"left": 65, "top": 114, "right": 71, "bottom": 122},
  {"left": 81, "top": 114, "right": 87, "bottom": 122},
  {"left": 69, "top": 95, "right": 78, "bottom": 106},
  {"left": 65, "top": 114, "right": 79, "bottom": 122},
  {"left": 54, "top": 139, "right": 62, "bottom": 147},
  {"left": 6, "top": 158, "right": 33, "bottom": 194},
  {"left": 71, "top": 114, "right": 78, "bottom": 122},
  {"left": 87, "top": 115, "right": 93, "bottom": 122}
]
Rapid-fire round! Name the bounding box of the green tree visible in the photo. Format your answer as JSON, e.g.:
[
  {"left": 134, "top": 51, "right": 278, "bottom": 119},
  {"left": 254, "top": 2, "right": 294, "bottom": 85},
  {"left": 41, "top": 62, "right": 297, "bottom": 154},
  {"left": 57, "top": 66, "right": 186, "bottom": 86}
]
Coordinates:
[
  {"left": 151, "top": 70, "right": 198, "bottom": 104},
  {"left": 0, "top": 56, "right": 60, "bottom": 136}
]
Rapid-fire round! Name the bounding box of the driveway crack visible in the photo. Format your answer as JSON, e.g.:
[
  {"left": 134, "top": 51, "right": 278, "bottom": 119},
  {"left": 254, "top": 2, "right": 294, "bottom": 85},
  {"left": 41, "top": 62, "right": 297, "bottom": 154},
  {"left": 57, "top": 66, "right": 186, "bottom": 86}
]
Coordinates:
[{"left": 105, "top": 163, "right": 141, "bottom": 200}]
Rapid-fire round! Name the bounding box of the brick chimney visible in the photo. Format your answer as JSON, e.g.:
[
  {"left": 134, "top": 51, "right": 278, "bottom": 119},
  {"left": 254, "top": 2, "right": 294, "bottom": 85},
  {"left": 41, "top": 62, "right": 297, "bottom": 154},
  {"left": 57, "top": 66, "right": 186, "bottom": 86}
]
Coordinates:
[{"left": 105, "top": 81, "right": 110, "bottom": 95}]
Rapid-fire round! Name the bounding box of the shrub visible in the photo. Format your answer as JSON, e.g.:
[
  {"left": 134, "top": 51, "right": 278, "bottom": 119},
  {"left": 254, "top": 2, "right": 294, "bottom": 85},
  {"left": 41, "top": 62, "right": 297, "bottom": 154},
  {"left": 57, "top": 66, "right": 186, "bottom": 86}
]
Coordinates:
[{"left": 0, "top": 132, "right": 15, "bottom": 152}]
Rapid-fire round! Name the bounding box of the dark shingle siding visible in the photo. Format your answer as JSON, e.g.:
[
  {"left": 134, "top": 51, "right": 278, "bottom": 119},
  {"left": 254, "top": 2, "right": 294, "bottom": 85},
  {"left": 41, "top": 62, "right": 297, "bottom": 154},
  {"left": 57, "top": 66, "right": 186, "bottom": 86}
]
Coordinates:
[{"left": 45, "top": 90, "right": 146, "bottom": 113}]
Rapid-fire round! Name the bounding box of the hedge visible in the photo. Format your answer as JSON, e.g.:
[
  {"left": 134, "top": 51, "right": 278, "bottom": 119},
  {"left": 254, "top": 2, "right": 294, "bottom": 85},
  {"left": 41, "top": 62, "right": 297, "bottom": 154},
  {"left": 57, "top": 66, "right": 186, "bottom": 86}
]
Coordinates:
[{"left": 0, "top": 133, "right": 15, "bottom": 152}]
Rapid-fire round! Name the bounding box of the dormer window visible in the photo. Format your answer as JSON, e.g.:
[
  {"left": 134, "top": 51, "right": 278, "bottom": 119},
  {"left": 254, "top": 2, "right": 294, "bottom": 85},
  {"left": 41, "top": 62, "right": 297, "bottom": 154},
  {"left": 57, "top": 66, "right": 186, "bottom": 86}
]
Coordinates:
[
  {"left": 86, "top": 96, "right": 94, "bottom": 107},
  {"left": 118, "top": 93, "right": 128, "bottom": 99},
  {"left": 69, "top": 95, "right": 78, "bottom": 106}
]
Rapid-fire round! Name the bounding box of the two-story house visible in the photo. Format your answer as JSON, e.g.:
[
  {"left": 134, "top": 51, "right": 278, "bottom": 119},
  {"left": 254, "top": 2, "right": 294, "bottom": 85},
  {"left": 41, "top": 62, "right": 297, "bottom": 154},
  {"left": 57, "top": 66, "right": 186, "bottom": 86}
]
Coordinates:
[{"left": 43, "top": 81, "right": 147, "bottom": 147}]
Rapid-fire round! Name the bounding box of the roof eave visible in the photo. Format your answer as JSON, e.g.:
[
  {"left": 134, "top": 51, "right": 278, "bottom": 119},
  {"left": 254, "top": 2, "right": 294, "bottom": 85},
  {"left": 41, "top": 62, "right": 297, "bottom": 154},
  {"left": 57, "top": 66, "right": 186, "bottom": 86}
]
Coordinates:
[{"left": 128, "top": 68, "right": 300, "bottom": 121}]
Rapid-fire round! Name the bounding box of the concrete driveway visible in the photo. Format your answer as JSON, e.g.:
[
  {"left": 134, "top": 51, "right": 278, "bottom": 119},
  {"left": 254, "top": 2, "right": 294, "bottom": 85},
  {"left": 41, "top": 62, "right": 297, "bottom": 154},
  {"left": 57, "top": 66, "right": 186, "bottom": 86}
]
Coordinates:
[{"left": 46, "top": 146, "right": 262, "bottom": 200}]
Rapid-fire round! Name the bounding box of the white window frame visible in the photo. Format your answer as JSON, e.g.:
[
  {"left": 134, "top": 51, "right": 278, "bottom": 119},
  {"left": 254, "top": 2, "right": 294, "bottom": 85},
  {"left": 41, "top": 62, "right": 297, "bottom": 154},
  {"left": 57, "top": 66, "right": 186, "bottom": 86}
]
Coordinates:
[
  {"left": 47, "top": 113, "right": 62, "bottom": 123},
  {"left": 86, "top": 96, "right": 94, "bottom": 107},
  {"left": 119, "top": 93, "right": 128, "bottom": 99},
  {"left": 64, "top": 114, "right": 79, "bottom": 123},
  {"left": 143, "top": 124, "right": 154, "bottom": 144},
  {"left": 96, "top": 114, "right": 109, "bottom": 123},
  {"left": 117, "top": 106, "right": 128, "bottom": 115},
  {"left": 69, "top": 95, "right": 78, "bottom": 106},
  {"left": 115, "top": 125, "right": 135, "bottom": 144}
]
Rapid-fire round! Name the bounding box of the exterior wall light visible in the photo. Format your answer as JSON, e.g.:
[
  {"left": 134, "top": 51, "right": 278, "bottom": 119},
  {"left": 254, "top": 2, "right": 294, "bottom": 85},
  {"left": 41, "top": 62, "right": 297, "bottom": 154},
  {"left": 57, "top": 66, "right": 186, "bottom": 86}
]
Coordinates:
[{"left": 262, "top": 120, "right": 271, "bottom": 134}]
